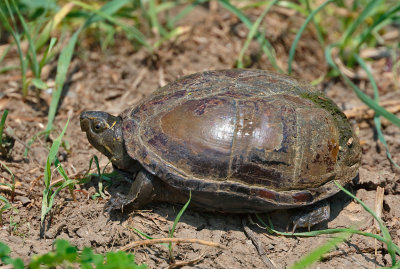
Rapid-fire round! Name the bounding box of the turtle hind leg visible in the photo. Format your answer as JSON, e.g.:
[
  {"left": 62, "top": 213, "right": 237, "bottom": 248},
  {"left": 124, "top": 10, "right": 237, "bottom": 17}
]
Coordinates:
[{"left": 290, "top": 201, "right": 331, "bottom": 233}]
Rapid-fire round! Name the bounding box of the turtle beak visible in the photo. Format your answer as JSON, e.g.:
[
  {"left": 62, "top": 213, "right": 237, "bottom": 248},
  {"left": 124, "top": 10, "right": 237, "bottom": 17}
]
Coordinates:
[{"left": 80, "top": 111, "right": 91, "bottom": 132}]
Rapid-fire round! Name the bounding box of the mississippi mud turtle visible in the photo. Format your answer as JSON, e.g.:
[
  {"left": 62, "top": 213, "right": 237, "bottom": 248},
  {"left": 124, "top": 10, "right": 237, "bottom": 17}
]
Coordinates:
[{"left": 80, "top": 69, "right": 361, "bottom": 226}]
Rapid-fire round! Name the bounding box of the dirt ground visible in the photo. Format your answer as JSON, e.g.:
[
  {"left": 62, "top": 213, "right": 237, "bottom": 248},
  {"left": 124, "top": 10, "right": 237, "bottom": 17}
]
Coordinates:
[{"left": 1, "top": 5, "right": 400, "bottom": 268}]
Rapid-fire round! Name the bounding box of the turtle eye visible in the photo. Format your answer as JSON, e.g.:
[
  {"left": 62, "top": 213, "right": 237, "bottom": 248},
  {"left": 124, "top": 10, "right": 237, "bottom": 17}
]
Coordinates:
[{"left": 93, "top": 120, "right": 105, "bottom": 132}]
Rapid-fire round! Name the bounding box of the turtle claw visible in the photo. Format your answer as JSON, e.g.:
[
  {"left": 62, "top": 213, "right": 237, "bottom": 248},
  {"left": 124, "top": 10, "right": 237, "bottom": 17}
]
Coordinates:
[{"left": 290, "top": 204, "right": 330, "bottom": 233}]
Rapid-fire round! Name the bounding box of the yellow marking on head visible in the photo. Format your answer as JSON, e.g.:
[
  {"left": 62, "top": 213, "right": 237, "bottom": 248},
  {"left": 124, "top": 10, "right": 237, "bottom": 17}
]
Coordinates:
[
  {"left": 104, "top": 144, "right": 114, "bottom": 156},
  {"left": 110, "top": 121, "right": 116, "bottom": 129}
]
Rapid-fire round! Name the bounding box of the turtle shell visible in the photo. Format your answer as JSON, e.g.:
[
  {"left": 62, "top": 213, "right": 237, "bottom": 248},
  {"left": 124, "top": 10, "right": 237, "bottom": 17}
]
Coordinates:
[{"left": 120, "top": 69, "right": 361, "bottom": 212}]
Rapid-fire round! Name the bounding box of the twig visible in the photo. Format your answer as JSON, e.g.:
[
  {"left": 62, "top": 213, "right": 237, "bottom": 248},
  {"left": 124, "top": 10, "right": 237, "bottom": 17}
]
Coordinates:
[
  {"left": 343, "top": 99, "right": 400, "bottom": 120},
  {"left": 29, "top": 174, "right": 43, "bottom": 192},
  {"left": 167, "top": 251, "right": 206, "bottom": 269},
  {"left": 322, "top": 246, "right": 378, "bottom": 261},
  {"left": 120, "top": 68, "right": 148, "bottom": 101},
  {"left": 119, "top": 238, "right": 226, "bottom": 252},
  {"left": 374, "top": 186, "right": 385, "bottom": 258},
  {"left": 158, "top": 66, "right": 166, "bottom": 87},
  {"left": 4, "top": 128, "right": 30, "bottom": 151},
  {"left": 242, "top": 218, "right": 276, "bottom": 269},
  {"left": 0, "top": 185, "right": 26, "bottom": 196}
]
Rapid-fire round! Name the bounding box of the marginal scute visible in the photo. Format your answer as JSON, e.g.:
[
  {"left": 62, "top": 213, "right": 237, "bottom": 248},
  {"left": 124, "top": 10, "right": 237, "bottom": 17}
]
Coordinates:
[{"left": 121, "top": 69, "right": 361, "bottom": 211}]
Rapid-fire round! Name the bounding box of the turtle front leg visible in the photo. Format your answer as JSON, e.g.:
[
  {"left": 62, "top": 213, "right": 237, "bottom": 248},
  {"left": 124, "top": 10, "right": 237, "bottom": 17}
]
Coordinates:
[
  {"left": 107, "top": 169, "right": 157, "bottom": 211},
  {"left": 107, "top": 169, "right": 188, "bottom": 212},
  {"left": 290, "top": 202, "right": 330, "bottom": 233}
]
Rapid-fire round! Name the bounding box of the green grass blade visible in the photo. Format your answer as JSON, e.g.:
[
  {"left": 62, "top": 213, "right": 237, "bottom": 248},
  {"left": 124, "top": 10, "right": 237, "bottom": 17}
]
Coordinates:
[
  {"left": 0, "top": 65, "right": 19, "bottom": 73},
  {"left": 46, "top": 178, "right": 75, "bottom": 215},
  {"left": 41, "top": 120, "right": 69, "bottom": 226},
  {"left": 0, "top": 161, "right": 15, "bottom": 193},
  {"left": 72, "top": 0, "right": 151, "bottom": 49},
  {"left": 290, "top": 232, "right": 350, "bottom": 269},
  {"left": 334, "top": 181, "right": 400, "bottom": 261},
  {"left": 354, "top": 3, "right": 400, "bottom": 55},
  {"left": 0, "top": 109, "right": 8, "bottom": 146},
  {"left": 339, "top": 0, "right": 383, "bottom": 51},
  {"left": 0, "top": 1, "right": 28, "bottom": 96},
  {"left": 4, "top": 0, "right": 17, "bottom": 31},
  {"left": 12, "top": 0, "right": 39, "bottom": 78},
  {"left": 35, "top": 2, "right": 74, "bottom": 51},
  {"left": 39, "top": 37, "right": 57, "bottom": 72},
  {"left": 0, "top": 44, "right": 11, "bottom": 64},
  {"left": 169, "top": 191, "right": 191, "bottom": 239},
  {"left": 23, "top": 130, "right": 51, "bottom": 157},
  {"left": 92, "top": 155, "right": 108, "bottom": 198},
  {"left": 287, "top": 0, "right": 333, "bottom": 74},
  {"left": 48, "top": 119, "right": 69, "bottom": 169},
  {"left": 325, "top": 44, "right": 400, "bottom": 128},
  {"left": 154, "top": 1, "right": 177, "bottom": 13},
  {"left": 148, "top": 0, "right": 166, "bottom": 37},
  {"left": 255, "top": 214, "right": 388, "bottom": 241},
  {"left": 168, "top": 191, "right": 191, "bottom": 259},
  {"left": 46, "top": 0, "right": 143, "bottom": 135},
  {"left": 237, "top": 0, "right": 278, "bottom": 68},
  {"left": 276, "top": 1, "right": 307, "bottom": 15},
  {"left": 355, "top": 55, "right": 400, "bottom": 169},
  {"left": 84, "top": 0, "right": 131, "bottom": 25},
  {"left": 166, "top": 0, "right": 207, "bottom": 29},
  {"left": 43, "top": 120, "right": 69, "bottom": 193},
  {"left": 153, "top": 26, "right": 188, "bottom": 49},
  {"left": 40, "top": 184, "right": 50, "bottom": 224},
  {"left": 304, "top": 0, "right": 325, "bottom": 47},
  {"left": 0, "top": 195, "right": 12, "bottom": 212},
  {"left": 45, "top": 28, "right": 81, "bottom": 135},
  {"left": 133, "top": 228, "right": 154, "bottom": 240},
  {"left": 31, "top": 78, "right": 48, "bottom": 90},
  {"left": 219, "top": 0, "right": 283, "bottom": 73}
]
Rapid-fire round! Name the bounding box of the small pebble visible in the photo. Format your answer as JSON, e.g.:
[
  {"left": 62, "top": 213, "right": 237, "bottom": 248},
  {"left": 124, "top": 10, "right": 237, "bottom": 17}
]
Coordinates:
[{"left": 15, "top": 195, "right": 31, "bottom": 206}]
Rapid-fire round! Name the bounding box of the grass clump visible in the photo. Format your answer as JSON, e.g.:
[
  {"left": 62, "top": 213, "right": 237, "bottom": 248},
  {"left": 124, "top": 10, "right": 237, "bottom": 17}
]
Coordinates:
[
  {"left": 0, "top": 0, "right": 59, "bottom": 97},
  {"left": 40, "top": 120, "right": 76, "bottom": 238},
  {"left": 0, "top": 239, "right": 146, "bottom": 268},
  {"left": 0, "top": 195, "right": 14, "bottom": 227},
  {"left": 0, "top": 241, "right": 24, "bottom": 269}
]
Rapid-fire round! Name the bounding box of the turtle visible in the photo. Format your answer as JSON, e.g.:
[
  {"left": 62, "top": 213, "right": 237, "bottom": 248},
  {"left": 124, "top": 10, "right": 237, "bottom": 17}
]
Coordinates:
[{"left": 80, "top": 69, "right": 361, "bottom": 228}]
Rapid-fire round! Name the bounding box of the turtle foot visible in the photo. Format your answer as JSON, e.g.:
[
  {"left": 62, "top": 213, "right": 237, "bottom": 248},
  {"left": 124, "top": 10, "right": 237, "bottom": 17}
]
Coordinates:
[
  {"left": 105, "top": 169, "right": 156, "bottom": 213},
  {"left": 290, "top": 203, "right": 330, "bottom": 233},
  {"left": 105, "top": 193, "right": 134, "bottom": 213}
]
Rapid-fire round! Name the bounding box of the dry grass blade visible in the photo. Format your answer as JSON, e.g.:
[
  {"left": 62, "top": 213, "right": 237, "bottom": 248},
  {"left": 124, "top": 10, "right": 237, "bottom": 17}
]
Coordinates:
[
  {"left": 374, "top": 186, "right": 385, "bottom": 258},
  {"left": 0, "top": 185, "right": 25, "bottom": 196},
  {"left": 344, "top": 99, "right": 400, "bottom": 120},
  {"left": 119, "top": 238, "right": 226, "bottom": 251},
  {"left": 167, "top": 251, "right": 206, "bottom": 269}
]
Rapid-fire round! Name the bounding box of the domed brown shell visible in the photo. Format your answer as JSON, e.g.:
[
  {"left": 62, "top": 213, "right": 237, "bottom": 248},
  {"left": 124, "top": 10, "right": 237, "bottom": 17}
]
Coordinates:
[{"left": 120, "top": 69, "right": 361, "bottom": 212}]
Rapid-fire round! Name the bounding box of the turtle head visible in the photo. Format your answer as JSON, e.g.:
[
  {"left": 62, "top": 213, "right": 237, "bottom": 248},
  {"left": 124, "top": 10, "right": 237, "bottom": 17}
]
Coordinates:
[{"left": 80, "top": 111, "right": 136, "bottom": 172}]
